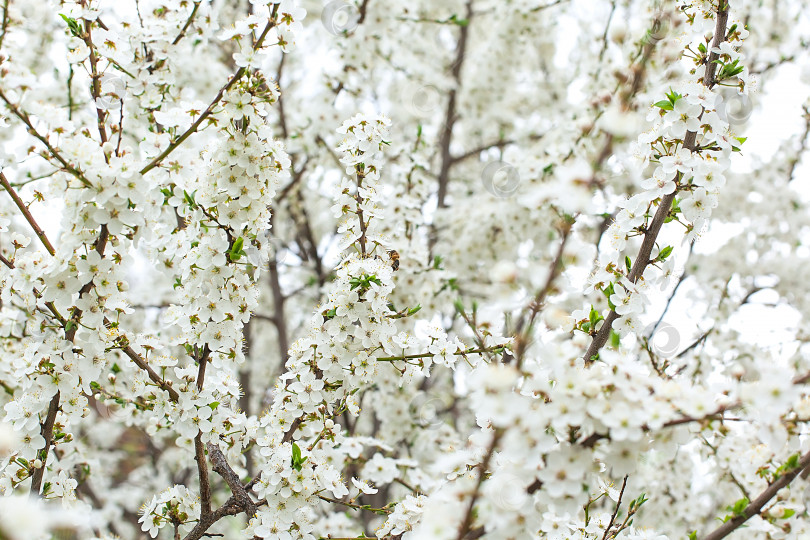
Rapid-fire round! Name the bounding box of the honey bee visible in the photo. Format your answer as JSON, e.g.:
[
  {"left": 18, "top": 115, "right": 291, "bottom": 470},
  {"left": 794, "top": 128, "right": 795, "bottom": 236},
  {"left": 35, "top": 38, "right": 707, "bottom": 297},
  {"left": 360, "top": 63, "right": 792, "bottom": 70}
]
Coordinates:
[{"left": 388, "top": 250, "right": 400, "bottom": 271}]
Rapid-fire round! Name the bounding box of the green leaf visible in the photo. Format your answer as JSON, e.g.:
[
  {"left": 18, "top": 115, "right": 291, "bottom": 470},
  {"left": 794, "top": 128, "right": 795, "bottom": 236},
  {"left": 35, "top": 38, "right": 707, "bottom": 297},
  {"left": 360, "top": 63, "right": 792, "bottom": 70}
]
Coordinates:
[
  {"left": 671, "top": 198, "right": 681, "bottom": 213},
  {"left": 59, "top": 14, "right": 82, "bottom": 37},
  {"left": 658, "top": 245, "right": 673, "bottom": 261},
  {"left": 183, "top": 189, "right": 197, "bottom": 208},
  {"left": 610, "top": 330, "right": 621, "bottom": 348},
  {"left": 774, "top": 453, "right": 800, "bottom": 479},
  {"left": 625, "top": 255, "right": 632, "bottom": 273},
  {"left": 407, "top": 304, "right": 422, "bottom": 316},
  {"left": 232, "top": 237, "right": 244, "bottom": 252},
  {"left": 654, "top": 100, "right": 673, "bottom": 110},
  {"left": 447, "top": 14, "right": 469, "bottom": 26},
  {"left": 716, "top": 58, "right": 745, "bottom": 80},
  {"left": 603, "top": 283, "right": 616, "bottom": 311},
  {"left": 228, "top": 237, "right": 245, "bottom": 262},
  {"left": 291, "top": 442, "right": 307, "bottom": 472},
  {"left": 111, "top": 363, "right": 121, "bottom": 374},
  {"left": 729, "top": 496, "right": 749, "bottom": 516},
  {"left": 588, "top": 305, "right": 603, "bottom": 327},
  {"left": 665, "top": 89, "right": 683, "bottom": 104},
  {"left": 781, "top": 508, "right": 796, "bottom": 519}
]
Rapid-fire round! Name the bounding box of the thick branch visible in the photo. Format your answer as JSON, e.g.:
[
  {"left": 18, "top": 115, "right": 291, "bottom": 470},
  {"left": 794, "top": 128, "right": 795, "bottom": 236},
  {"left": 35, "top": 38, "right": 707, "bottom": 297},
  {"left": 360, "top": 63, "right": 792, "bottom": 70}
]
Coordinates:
[
  {"left": 178, "top": 444, "right": 258, "bottom": 540},
  {"left": 436, "top": 0, "right": 473, "bottom": 208},
  {"left": 208, "top": 443, "right": 257, "bottom": 518},
  {"left": 195, "top": 347, "right": 212, "bottom": 516},
  {"left": 583, "top": 2, "right": 730, "bottom": 362},
  {"left": 82, "top": 19, "right": 109, "bottom": 146},
  {"left": 29, "top": 392, "right": 59, "bottom": 495}
]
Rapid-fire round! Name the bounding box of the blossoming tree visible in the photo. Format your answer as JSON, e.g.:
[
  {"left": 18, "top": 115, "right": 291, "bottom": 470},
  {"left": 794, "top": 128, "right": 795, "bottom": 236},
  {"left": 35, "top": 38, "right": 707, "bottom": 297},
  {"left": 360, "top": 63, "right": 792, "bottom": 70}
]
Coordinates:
[{"left": 0, "top": 0, "right": 809, "bottom": 539}]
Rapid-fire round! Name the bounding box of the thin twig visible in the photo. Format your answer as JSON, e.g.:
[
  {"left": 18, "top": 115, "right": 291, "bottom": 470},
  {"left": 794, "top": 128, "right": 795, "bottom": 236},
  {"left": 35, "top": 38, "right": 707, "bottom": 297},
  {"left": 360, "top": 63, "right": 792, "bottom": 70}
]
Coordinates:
[
  {"left": 601, "top": 475, "right": 628, "bottom": 540},
  {"left": 0, "top": 89, "right": 93, "bottom": 187},
  {"left": 173, "top": 1, "right": 201, "bottom": 45},
  {"left": 512, "top": 224, "right": 572, "bottom": 366},
  {"left": 455, "top": 430, "right": 502, "bottom": 540},
  {"left": 120, "top": 341, "right": 180, "bottom": 401},
  {"left": 0, "top": 0, "right": 9, "bottom": 51}
]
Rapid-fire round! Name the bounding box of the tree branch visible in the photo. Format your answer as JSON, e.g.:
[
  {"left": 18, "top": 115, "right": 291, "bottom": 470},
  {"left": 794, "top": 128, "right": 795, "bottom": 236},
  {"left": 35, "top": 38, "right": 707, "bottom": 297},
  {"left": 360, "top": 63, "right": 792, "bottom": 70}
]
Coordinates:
[
  {"left": 0, "top": 171, "right": 55, "bottom": 255},
  {"left": 583, "top": 2, "right": 730, "bottom": 362},
  {"left": 0, "top": 89, "right": 93, "bottom": 187},
  {"left": 701, "top": 448, "right": 810, "bottom": 540},
  {"left": 29, "top": 392, "right": 59, "bottom": 495},
  {"left": 455, "top": 429, "right": 502, "bottom": 540},
  {"left": 436, "top": 0, "right": 473, "bottom": 208},
  {"left": 601, "top": 475, "right": 628, "bottom": 540},
  {"left": 140, "top": 9, "right": 279, "bottom": 175}
]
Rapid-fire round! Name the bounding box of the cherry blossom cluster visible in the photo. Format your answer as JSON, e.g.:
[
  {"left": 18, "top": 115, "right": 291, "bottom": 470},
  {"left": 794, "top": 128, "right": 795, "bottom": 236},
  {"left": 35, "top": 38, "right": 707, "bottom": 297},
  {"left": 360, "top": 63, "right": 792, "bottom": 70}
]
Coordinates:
[
  {"left": 139, "top": 485, "right": 201, "bottom": 538},
  {"left": 584, "top": 7, "right": 751, "bottom": 339},
  {"left": 246, "top": 114, "right": 504, "bottom": 539},
  {"left": 0, "top": 0, "right": 307, "bottom": 532},
  {"left": 1, "top": 0, "right": 809, "bottom": 539}
]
